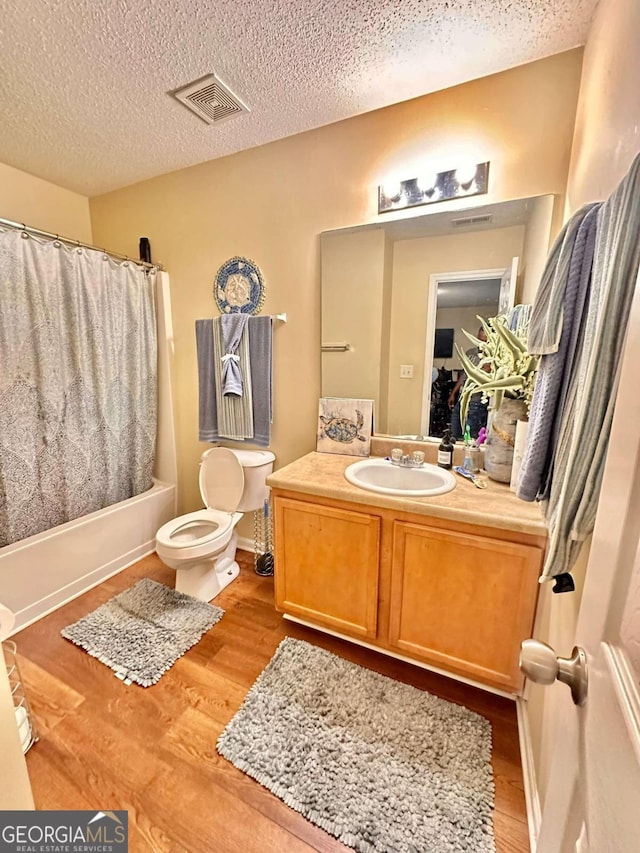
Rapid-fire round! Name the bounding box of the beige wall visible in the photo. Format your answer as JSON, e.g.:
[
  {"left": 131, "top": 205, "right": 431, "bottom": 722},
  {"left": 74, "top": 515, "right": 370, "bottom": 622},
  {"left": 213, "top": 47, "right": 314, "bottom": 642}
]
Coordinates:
[
  {"left": 0, "top": 161, "right": 92, "bottom": 243},
  {"left": 321, "top": 228, "right": 387, "bottom": 414},
  {"left": 528, "top": 0, "right": 640, "bottom": 820},
  {"left": 378, "top": 234, "right": 394, "bottom": 434},
  {"left": 386, "top": 226, "right": 524, "bottom": 435},
  {"left": 565, "top": 0, "right": 640, "bottom": 211},
  {"left": 519, "top": 195, "right": 555, "bottom": 305},
  {"left": 90, "top": 49, "right": 582, "bottom": 521}
]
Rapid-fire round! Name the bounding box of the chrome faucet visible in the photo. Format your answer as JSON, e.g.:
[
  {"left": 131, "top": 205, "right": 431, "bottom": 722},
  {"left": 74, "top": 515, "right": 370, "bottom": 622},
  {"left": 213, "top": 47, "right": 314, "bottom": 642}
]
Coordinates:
[{"left": 389, "top": 449, "right": 425, "bottom": 468}]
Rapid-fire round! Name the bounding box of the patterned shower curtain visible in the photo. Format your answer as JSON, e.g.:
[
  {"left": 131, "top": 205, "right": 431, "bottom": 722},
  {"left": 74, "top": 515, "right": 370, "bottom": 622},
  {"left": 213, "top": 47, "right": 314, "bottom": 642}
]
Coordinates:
[{"left": 0, "top": 229, "right": 157, "bottom": 547}]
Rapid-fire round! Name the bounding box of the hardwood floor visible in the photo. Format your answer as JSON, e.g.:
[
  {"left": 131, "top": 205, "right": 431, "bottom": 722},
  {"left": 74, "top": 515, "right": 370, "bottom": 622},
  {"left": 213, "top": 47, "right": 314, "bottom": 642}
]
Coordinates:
[{"left": 14, "top": 551, "right": 530, "bottom": 852}]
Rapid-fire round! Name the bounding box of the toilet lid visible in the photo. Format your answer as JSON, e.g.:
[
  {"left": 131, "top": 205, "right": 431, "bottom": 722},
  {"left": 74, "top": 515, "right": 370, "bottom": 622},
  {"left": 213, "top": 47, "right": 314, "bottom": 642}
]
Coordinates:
[{"left": 199, "top": 448, "right": 244, "bottom": 512}]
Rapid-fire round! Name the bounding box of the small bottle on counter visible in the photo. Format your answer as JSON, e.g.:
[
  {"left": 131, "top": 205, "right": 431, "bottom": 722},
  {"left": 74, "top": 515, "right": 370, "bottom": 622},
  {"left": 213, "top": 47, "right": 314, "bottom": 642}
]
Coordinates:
[
  {"left": 462, "top": 425, "right": 472, "bottom": 470},
  {"left": 438, "top": 430, "right": 454, "bottom": 469}
]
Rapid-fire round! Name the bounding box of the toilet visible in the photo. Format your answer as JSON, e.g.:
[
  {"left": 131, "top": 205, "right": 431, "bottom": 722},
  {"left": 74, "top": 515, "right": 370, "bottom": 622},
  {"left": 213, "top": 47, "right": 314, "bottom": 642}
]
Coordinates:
[{"left": 155, "top": 447, "right": 275, "bottom": 601}]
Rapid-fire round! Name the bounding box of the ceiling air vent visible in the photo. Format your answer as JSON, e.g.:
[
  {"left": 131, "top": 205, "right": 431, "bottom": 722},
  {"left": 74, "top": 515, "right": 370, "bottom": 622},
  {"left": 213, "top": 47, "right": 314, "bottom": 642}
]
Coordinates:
[
  {"left": 451, "top": 214, "right": 494, "bottom": 227},
  {"left": 172, "top": 74, "right": 249, "bottom": 125}
]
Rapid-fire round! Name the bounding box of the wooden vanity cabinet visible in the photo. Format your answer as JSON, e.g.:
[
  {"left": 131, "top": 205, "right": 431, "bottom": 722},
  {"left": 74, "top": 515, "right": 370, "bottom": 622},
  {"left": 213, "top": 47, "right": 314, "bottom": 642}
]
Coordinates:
[
  {"left": 272, "top": 489, "right": 544, "bottom": 694},
  {"left": 388, "top": 521, "right": 542, "bottom": 691},
  {"left": 273, "top": 496, "right": 380, "bottom": 639}
]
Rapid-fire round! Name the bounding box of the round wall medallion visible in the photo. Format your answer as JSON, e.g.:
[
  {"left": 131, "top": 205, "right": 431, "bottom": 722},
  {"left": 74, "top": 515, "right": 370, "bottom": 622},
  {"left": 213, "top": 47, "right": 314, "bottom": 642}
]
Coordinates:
[{"left": 213, "top": 256, "right": 265, "bottom": 315}]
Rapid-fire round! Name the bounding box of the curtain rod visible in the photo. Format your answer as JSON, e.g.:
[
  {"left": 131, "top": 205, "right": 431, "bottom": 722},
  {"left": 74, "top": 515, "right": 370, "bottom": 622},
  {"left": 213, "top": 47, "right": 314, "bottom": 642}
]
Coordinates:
[{"left": 0, "top": 216, "right": 162, "bottom": 271}]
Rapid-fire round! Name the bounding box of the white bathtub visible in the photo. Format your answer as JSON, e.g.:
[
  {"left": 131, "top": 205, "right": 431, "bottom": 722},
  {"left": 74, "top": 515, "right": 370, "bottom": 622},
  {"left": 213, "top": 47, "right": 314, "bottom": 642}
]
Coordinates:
[{"left": 0, "top": 480, "right": 176, "bottom": 634}]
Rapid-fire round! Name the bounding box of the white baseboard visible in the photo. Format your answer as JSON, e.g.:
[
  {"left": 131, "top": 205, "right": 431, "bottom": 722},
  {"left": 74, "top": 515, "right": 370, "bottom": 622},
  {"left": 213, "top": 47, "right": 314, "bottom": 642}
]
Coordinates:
[
  {"left": 516, "top": 697, "right": 541, "bottom": 851},
  {"left": 237, "top": 535, "right": 256, "bottom": 553},
  {"left": 13, "top": 534, "right": 256, "bottom": 635},
  {"left": 11, "top": 542, "right": 156, "bottom": 635}
]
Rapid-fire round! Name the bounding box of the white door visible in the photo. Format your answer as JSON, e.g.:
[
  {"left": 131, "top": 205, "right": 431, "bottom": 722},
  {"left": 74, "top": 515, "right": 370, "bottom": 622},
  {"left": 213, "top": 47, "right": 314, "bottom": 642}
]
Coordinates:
[{"left": 525, "top": 272, "right": 640, "bottom": 852}]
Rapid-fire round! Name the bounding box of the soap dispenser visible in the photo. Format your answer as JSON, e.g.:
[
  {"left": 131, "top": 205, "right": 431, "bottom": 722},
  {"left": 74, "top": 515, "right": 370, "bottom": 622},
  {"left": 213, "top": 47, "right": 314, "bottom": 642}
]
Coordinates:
[{"left": 438, "top": 429, "right": 454, "bottom": 469}]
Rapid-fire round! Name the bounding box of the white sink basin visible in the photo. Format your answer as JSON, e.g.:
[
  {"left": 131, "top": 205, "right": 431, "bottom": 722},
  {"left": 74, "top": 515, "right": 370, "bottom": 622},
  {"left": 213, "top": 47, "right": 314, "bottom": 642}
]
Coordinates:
[{"left": 344, "top": 458, "right": 456, "bottom": 497}]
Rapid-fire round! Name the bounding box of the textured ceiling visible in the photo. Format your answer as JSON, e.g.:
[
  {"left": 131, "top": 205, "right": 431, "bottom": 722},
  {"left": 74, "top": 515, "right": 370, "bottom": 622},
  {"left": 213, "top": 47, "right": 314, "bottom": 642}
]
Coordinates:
[{"left": 0, "top": 0, "right": 596, "bottom": 196}]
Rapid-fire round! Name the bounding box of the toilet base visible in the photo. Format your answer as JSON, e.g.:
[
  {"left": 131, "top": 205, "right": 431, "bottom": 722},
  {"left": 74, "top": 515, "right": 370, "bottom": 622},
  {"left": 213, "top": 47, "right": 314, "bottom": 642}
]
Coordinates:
[{"left": 174, "top": 533, "right": 240, "bottom": 602}]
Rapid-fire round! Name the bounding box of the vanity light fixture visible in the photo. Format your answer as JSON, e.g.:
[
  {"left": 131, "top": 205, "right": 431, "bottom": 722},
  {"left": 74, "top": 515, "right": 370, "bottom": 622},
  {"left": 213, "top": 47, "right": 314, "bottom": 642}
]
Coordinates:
[{"left": 378, "top": 161, "right": 490, "bottom": 214}]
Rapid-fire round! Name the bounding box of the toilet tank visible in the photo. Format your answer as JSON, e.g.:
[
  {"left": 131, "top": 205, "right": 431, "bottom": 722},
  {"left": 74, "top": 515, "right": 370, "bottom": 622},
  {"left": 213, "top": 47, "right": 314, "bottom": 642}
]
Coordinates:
[{"left": 229, "top": 450, "right": 276, "bottom": 512}]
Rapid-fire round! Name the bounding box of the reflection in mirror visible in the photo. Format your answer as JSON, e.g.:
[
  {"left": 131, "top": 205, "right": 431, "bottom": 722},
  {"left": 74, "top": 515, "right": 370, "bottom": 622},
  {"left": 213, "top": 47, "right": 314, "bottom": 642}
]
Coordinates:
[
  {"left": 321, "top": 195, "right": 554, "bottom": 440},
  {"left": 429, "top": 273, "right": 501, "bottom": 440}
]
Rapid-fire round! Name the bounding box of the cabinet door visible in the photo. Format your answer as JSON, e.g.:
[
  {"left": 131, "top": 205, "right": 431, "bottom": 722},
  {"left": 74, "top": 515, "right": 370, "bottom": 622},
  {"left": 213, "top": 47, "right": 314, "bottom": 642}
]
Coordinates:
[
  {"left": 274, "top": 497, "right": 380, "bottom": 639},
  {"left": 389, "top": 521, "right": 541, "bottom": 691}
]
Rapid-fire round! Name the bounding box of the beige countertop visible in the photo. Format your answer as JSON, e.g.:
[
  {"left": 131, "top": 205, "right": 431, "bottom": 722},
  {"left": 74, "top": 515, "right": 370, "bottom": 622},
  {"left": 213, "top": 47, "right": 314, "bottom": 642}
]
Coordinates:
[{"left": 267, "top": 451, "right": 547, "bottom": 536}]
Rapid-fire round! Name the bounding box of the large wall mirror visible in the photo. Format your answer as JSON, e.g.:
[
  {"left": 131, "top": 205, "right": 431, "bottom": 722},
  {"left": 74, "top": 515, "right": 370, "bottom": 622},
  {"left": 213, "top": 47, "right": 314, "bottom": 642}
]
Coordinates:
[{"left": 321, "top": 194, "right": 555, "bottom": 440}]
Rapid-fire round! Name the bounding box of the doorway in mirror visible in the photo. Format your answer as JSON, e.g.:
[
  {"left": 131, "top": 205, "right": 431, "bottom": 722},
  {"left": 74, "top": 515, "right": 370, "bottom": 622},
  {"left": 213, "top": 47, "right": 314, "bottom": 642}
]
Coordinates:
[{"left": 425, "top": 268, "right": 506, "bottom": 440}]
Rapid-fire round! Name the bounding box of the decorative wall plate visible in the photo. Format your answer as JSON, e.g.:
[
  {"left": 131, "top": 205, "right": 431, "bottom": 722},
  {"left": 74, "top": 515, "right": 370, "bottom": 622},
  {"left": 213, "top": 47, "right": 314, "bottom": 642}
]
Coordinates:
[{"left": 214, "top": 256, "right": 265, "bottom": 315}]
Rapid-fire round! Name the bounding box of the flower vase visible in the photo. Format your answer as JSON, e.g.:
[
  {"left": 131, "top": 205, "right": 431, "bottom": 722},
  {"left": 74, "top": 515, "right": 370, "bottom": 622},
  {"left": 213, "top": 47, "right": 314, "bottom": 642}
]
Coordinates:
[{"left": 483, "top": 398, "right": 528, "bottom": 483}]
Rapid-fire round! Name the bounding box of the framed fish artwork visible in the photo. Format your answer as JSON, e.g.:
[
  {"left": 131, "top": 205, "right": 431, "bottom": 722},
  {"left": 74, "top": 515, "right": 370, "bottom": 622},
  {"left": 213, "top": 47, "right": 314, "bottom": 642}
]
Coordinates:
[{"left": 317, "top": 397, "right": 374, "bottom": 457}]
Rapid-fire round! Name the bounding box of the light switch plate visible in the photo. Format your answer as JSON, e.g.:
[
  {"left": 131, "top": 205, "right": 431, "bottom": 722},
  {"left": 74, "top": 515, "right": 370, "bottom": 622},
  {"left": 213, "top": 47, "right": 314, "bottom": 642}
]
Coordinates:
[{"left": 400, "top": 364, "right": 414, "bottom": 378}]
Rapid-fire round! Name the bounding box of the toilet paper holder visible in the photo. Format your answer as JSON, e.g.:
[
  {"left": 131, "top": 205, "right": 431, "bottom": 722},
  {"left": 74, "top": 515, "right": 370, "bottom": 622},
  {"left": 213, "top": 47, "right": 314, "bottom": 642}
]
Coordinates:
[{"left": 2, "top": 641, "right": 38, "bottom": 754}]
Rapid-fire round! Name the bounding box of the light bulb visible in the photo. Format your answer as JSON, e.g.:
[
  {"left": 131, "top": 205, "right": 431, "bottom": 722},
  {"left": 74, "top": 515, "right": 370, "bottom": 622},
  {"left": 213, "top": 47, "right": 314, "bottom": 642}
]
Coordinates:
[
  {"left": 455, "top": 163, "right": 478, "bottom": 187},
  {"left": 417, "top": 173, "right": 438, "bottom": 194},
  {"left": 381, "top": 180, "right": 402, "bottom": 201}
]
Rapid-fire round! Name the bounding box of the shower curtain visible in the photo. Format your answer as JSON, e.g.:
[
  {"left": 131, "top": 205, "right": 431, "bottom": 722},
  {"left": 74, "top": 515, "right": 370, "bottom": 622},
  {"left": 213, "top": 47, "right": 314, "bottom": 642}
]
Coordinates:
[{"left": 0, "top": 229, "right": 157, "bottom": 547}]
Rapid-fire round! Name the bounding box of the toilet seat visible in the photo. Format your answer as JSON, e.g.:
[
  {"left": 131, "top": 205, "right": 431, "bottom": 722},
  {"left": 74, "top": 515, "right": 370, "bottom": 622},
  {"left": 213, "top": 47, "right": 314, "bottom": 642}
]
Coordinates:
[
  {"left": 156, "top": 509, "right": 235, "bottom": 560},
  {"left": 155, "top": 449, "right": 246, "bottom": 562},
  {"left": 199, "top": 447, "right": 244, "bottom": 512},
  {"left": 155, "top": 446, "right": 275, "bottom": 602}
]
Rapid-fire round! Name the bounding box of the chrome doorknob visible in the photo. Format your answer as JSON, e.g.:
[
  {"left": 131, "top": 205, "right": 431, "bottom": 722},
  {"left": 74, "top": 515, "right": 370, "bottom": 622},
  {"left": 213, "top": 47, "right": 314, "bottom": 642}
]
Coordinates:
[{"left": 520, "top": 639, "right": 588, "bottom": 706}]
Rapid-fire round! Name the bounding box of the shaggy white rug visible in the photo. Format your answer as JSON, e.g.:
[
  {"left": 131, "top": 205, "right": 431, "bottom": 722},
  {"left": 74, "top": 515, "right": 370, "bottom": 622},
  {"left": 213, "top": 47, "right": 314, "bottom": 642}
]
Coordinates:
[
  {"left": 61, "top": 578, "right": 223, "bottom": 686},
  {"left": 217, "top": 637, "right": 495, "bottom": 853}
]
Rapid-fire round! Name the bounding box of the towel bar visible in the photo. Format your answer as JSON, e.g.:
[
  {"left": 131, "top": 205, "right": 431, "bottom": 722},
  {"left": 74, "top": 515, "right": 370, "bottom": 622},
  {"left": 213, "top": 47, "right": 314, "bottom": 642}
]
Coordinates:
[{"left": 322, "top": 343, "right": 351, "bottom": 352}]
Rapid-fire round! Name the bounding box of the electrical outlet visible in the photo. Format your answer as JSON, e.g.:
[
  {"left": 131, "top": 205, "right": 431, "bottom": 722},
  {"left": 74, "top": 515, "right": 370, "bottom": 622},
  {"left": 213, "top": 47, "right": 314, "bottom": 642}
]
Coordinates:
[{"left": 400, "top": 364, "right": 414, "bottom": 378}]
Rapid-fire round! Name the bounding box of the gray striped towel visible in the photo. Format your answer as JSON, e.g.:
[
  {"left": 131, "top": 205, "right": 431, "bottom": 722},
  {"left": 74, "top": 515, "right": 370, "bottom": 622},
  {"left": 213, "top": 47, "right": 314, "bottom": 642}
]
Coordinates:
[
  {"left": 517, "top": 203, "right": 599, "bottom": 503},
  {"left": 525, "top": 153, "right": 640, "bottom": 580},
  {"left": 213, "top": 316, "right": 254, "bottom": 439},
  {"left": 221, "top": 314, "right": 249, "bottom": 396},
  {"left": 196, "top": 316, "right": 273, "bottom": 447}
]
